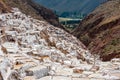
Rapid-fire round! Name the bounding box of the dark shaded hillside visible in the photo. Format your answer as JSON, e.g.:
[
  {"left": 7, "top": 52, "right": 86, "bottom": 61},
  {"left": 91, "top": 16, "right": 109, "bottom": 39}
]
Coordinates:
[
  {"left": 0, "top": 0, "right": 11, "bottom": 13},
  {"left": 3, "top": 0, "right": 63, "bottom": 28},
  {"left": 72, "top": 0, "right": 120, "bottom": 61},
  {"left": 34, "top": 0, "right": 107, "bottom": 17}
]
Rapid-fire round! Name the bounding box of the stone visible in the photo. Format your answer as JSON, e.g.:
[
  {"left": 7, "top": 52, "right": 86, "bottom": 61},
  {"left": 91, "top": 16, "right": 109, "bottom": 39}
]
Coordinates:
[
  {"left": 55, "top": 67, "right": 73, "bottom": 76},
  {"left": 38, "top": 76, "right": 52, "bottom": 80},
  {"left": 90, "top": 66, "right": 99, "bottom": 72},
  {"left": 2, "top": 42, "right": 18, "bottom": 53},
  {"left": 71, "top": 58, "right": 81, "bottom": 66},
  {"left": 103, "top": 74, "right": 120, "bottom": 80},
  {"left": 76, "top": 64, "right": 92, "bottom": 71},
  {"left": 88, "top": 73, "right": 103, "bottom": 78},
  {"left": 63, "top": 60, "right": 72, "bottom": 65},
  {"left": 109, "top": 72, "right": 120, "bottom": 79},
  {"left": 5, "top": 31, "right": 17, "bottom": 36},
  {"left": 83, "top": 71, "right": 94, "bottom": 76},
  {"left": 111, "top": 58, "right": 120, "bottom": 63},
  {"left": 28, "top": 65, "right": 49, "bottom": 79}
]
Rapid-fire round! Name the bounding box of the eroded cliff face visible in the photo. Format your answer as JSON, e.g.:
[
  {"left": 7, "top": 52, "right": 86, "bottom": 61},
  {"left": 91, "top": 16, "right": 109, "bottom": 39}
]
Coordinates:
[
  {"left": 2, "top": 0, "right": 63, "bottom": 29},
  {"left": 72, "top": 0, "right": 120, "bottom": 61}
]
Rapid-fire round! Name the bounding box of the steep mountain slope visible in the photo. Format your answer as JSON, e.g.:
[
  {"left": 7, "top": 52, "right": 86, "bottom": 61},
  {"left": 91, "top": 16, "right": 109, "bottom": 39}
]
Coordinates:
[
  {"left": 2, "top": 0, "right": 63, "bottom": 28},
  {"left": 34, "top": 0, "right": 107, "bottom": 16},
  {"left": 0, "top": 0, "right": 10, "bottom": 13},
  {"left": 72, "top": 0, "right": 120, "bottom": 61},
  {"left": 0, "top": 1, "right": 120, "bottom": 80}
]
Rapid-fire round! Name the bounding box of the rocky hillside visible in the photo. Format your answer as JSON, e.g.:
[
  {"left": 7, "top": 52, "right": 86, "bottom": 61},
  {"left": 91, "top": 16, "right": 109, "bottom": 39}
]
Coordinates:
[
  {"left": 0, "top": 5, "right": 120, "bottom": 80},
  {"left": 0, "top": 1, "right": 120, "bottom": 80},
  {"left": 0, "top": 7, "right": 87, "bottom": 79},
  {"left": 2, "top": 0, "right": 63, "bottom": 28},
  {"left": 72, "top": 0, "right": 120, "bottom": 61}
]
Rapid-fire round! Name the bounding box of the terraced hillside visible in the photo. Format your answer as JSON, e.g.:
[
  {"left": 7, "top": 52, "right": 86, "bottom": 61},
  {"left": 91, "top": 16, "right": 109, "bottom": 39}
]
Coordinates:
[
  {"left": 0, "top": 9, "right": 120, "bottom": 80},
  {"left": 0, "top": 0, "right": 120, "bottom": 80}
]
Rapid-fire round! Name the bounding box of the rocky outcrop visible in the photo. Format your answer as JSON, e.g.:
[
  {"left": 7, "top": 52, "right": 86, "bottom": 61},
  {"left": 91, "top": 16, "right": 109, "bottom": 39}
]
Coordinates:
[
  {"left": 2, "top": 0, "right": 63, "bottom": 29},
  {"left": 72, "top": 0, "right": 120, "bottom": 61}
]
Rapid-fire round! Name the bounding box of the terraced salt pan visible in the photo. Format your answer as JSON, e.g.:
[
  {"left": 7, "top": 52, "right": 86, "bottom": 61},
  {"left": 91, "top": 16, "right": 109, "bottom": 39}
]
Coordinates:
[{"left": 0, "top": 8, "right": 119, "bottom": 80}]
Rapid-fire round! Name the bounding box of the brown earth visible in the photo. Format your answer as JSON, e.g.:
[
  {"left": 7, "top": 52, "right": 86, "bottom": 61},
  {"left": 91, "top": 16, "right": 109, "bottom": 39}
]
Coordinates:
[
  {"left": 72, "top": 0, "right": 120, "bottom": 61},
  {"left": 0, "top": 0, "right": 11, "bottom": 13}
]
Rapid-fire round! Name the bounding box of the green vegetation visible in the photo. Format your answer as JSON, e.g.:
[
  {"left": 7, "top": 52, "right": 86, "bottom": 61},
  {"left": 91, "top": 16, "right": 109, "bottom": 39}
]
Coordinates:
[
  {"left": 102, "top": 38, "right": 120, "bottom": 55},
  {"left": 55, "top": 11, "right": 86, "bottom": 19},
  {"left": 57, "top": 11, "right": 85, "bottom": 32},
  {"left": 111, "top": 38, "right": 120, "bottom": 46},
  {"left": 35, "top": 0, "right": 107, "bottom": 18},
  {"left": 59, "top": 17, "right": 81, "bottom": 32},
  {"left": 81, "top": 35, "right": 91, "bottom": 46}
]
